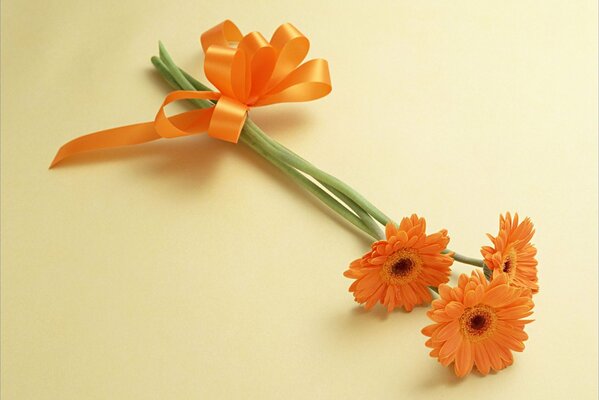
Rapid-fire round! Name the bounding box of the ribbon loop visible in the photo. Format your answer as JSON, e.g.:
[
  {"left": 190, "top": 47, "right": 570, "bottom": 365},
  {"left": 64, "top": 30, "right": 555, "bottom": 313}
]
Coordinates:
[
  {"left": 238, "top": 32, "right": 276, "bottom": 102},
  {"left": 204, "top": 46, "right": 247, "bottom": 102},
  {"left": 254, "top": 59, "right": 331, "bottom": 106},
  {"left": 154, "top": 90, "right": 220, "bottom": 138},
  {"left": 268, "top": 23, "right": 310, "bottom": 88},
  {"left": 200, "top": 19, "right": 243, "bottom": 53}
]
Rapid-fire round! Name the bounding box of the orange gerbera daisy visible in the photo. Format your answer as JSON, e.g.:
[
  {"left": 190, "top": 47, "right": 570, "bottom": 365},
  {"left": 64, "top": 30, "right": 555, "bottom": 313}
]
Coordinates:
[
  {"left": 344, "top": 214, "right": 453, "bottom": 312},
  {"left": 481, "top": 212, "right": 539, "bottom": 294},
  {"left": 422, "top": 270, "right": 533, "bottom": 377}
]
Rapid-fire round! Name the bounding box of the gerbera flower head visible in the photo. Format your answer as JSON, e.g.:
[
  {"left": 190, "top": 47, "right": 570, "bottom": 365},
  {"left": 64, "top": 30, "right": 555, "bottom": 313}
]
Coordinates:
[
  {"left": 481, "top": 212, "right": 538, "bottom": 294},
  {"left": 344, "top": 214, "right": 453, "bottom": 312},
  {"left": 422, "top": 270, "right": 534, "bottom": 377}
]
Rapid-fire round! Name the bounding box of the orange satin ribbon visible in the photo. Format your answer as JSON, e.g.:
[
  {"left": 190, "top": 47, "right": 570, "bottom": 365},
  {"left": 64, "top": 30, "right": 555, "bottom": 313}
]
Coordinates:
[{"left": 50, "top": 20, "right": 331, "bottom": 168}]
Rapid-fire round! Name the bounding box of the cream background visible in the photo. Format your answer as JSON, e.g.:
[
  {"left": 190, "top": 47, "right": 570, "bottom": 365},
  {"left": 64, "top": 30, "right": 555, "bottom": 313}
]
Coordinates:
[{"left": 2, "top": 1, "right": 597, "bottom": 399}]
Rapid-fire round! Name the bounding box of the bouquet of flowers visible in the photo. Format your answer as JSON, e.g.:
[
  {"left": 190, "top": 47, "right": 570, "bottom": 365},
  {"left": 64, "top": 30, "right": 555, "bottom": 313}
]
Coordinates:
[{"left": 51, "top": 20, "right": 539, "bottom": 378}]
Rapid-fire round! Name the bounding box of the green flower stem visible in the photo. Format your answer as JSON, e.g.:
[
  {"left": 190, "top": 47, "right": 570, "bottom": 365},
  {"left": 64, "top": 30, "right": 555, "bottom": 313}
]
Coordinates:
[
  {"left": 483, "top": 264, "right": 493, "bottom": 280},
  {"left": 321, "top": 184, "right": 384, "bottom": 239},
  {"left": 240, "top": 130, "right": 379, "bottom": 239},
  {"left": 242, "top": 123, "right": 384, "bottom": 240},
  {"left": 155, "top": 45, "right": 212, "bottom": 109},
  {"left": 150, "top": 56, "right": 179, "bottom": 89},
  {"left": 246, "top": 124, "right": 382, "bottom": 239},
  {"left": 442, "top": 249, "right": 486, "bottom": 268},
  {"left": 246, "top": 121, "right": 393, "bottom": 226}
]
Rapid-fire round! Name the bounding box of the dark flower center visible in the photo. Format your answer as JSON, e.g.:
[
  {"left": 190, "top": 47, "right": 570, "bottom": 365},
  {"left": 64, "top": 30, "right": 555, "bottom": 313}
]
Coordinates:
[
  {"left": 382, "top": 250, "right": 422, "bottom": 284},
  {"left": 469, "top": 315, "right": 487, "bottom": 331},
  {"left": 465, "top": 312, "right": 493, "bottom": 337},
  {"left": 460, "top": 305, "right": 497, "bottom": 342},
  {"left": 502, "top": 257, "right": 512, "bottom": 273},
  {"left": 391, "top": 258, "right": 413, "bottom": 276}
]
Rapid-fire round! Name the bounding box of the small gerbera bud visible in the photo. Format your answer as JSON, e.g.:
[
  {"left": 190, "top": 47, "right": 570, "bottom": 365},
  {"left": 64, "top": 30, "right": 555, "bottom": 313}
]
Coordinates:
[{"left": 481, "top": 212, "right": 539, "bottom": 294}]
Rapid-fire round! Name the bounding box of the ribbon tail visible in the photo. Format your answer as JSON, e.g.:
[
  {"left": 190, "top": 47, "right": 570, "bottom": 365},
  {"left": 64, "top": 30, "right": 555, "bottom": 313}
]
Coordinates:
[
  {"left": 50, "top": 106, "right": 216, "bottom": 168},
  {"left": 49, "top": 121, "right": 160, "bottom": 168}
]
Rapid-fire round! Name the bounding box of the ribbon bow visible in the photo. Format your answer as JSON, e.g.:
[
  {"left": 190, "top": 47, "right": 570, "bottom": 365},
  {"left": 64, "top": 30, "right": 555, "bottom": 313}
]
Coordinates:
[{"left": 50, "top": 20, "right": 331, "bottom": 167}]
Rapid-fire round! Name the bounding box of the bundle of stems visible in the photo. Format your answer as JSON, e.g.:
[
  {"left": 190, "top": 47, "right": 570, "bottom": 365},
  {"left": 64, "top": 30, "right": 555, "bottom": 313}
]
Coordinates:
[{"left": 151, "top": 42, "right": 488, "bottom": 276}]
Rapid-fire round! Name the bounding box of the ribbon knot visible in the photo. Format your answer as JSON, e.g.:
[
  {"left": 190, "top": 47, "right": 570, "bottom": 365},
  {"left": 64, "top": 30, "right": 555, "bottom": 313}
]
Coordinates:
[{"left": 51, "top": 20, "right": 331, "bottom": 167}]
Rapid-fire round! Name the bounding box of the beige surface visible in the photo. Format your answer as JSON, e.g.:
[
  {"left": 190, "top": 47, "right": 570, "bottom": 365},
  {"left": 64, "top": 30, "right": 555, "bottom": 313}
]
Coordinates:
[{"left": 2, "top": 1, "right": 597, "bottom": 399}]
